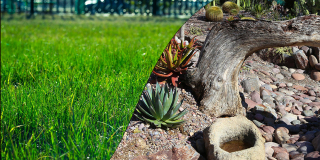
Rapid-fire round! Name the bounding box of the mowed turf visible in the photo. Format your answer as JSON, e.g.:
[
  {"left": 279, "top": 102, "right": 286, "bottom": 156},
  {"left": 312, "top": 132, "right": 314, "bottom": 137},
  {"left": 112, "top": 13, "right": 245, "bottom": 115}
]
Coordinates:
[{"left": 1, "top": 16, "right": 185, "bottom": 159}]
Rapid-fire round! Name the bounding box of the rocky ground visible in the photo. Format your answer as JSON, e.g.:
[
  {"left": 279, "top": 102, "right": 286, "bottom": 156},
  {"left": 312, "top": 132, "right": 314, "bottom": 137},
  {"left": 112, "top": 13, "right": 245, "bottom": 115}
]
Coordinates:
[{"left": 111, "top": 9, "right": 320, "bottom": 160}]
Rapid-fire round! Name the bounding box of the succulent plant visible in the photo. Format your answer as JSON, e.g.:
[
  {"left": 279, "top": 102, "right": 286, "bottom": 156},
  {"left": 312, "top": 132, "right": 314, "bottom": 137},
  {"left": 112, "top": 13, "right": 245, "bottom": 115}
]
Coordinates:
[
  {"left": 227, "top": 16, "right": 235, "bottom": 21},
  {"left": 222, "top": 1, "right": 240, "bottom": 14},
  {"left": 204, "top": 0, "right": 216, "bottom": 10},
  {"left": 230, "top": 9, "right": 239, "bottom": 15},
  {"left": 153, "top": 37, "right": 200, "bottom": 86},
  {"left": 135, "top": 82, "right": 187, "bottom": 128},
  {"left": 240, "top": 17, "right": 256, "bottom": 20},
  {"left": 205, "top": 6, "right": 224, "bottom": 22}
]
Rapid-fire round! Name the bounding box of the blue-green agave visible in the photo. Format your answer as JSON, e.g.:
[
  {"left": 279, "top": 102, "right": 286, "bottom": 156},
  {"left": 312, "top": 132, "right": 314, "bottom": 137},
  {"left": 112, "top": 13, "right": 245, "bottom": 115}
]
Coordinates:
[{"left": 135, "top": 82, "right": 188, "bottom": 128}]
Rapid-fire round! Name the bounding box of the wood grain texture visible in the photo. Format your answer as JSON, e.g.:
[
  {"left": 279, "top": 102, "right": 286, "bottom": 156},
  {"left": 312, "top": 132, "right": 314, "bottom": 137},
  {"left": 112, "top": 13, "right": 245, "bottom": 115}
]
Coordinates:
[{"left": 184, "top": 15, "right": 320, "bottom": 117}]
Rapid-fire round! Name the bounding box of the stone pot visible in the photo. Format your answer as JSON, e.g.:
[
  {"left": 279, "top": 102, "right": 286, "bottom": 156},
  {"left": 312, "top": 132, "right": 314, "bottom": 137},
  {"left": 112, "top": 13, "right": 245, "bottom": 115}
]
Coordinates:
[{"left": 204, "top": 115, "right": 265, "bottom": 160}]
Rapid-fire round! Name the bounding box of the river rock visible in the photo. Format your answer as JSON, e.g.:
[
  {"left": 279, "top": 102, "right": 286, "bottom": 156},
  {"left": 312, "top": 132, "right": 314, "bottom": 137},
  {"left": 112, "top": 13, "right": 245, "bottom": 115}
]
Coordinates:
[
  {"left": 312, "top": 134, "right": 320, "bottom": 151},
  {"left": 288, "top": 134, "right": 300, "bottom": 144},
  {"left": 296, "top": 141, "right": 315, "bottom": 155},
  {"left": 293, "top": 50, "right": 309, "bottom": 70},
  {"left": 254, "top": 103, "right": 277, "bottom": 120},
  {"left": 293, "top": 85, "right": 308, "bottom": 91},
  {"left": 300, "top": 131, "right": 316, "bottom": 142},
  {"left": 272, "top": 68, "right": 280, "bottom": 74},
  {"left": 303, "top": 110, "right": 315, "bottom": 117},
  {"left": 282, "top": 144, "right": 298, "bottom": 153},
  {"left": 274, "top": 151, "right": 290, "bottom": 160},
  {"left": 301, "top": 46, "right": 309, "bottom": 54},
  {"left": 305, "top": 151, "right": 320, "bottom": 160},
  {"left": 289, "top": 68, "right": 296, "bottom": 73},
  {"left": 292, "top": 73, "right": 305, "bottom": 80},
  {"left": 276, "top": 73, "right": 284, "bottom": 80},
  {"left": 250, "top": 91, "right": 262, "bottom": 104},
  {"left": 290, "top": 151, "right": 304, "bottom": 159},
  {"left": 315, "top": 63, "right": 320, "bottom": 71},
  {"left": 297, "top": 145, "right": 315, "bottom": 155},
  {"left": 311, "top": 70, "right": 320, "bottom": 81},
  {"left": 241, "top": 76, "right": 260, "bottom": 93},
  {"left": 309, "top": 55, "right": 318, "bottom": 68},
  {"left": 292, "top": 120, "right": 301, "bottom": 125},
  {"left": 262, "top": 126, "right": 275, "bottom": 134},
  {"left": 272, "top": 146, "right": 289, "bottom": 160},
  {"left": 265, "top": 142, "right": 280, "bottom": 158},
  {"left": 275, "top": 127, "right": 290, "bottom": 144},
  {"left": 282, "top": 113, "right": 298, "bottom": 123},
  {"left": 276, "top": 123, "right": 300, "bottom": 134},
  {"left": 292, "top": 108, "right": 302, "bottom": 115},
  {"left": 292, "top": 47, "right": 299, "bottom": 53}
]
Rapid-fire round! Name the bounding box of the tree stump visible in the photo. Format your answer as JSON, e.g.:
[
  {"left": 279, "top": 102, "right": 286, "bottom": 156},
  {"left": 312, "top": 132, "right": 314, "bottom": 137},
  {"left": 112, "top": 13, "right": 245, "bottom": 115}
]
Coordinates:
[{"left": 184, "top": 15, "right": 320, "bottom": 117}]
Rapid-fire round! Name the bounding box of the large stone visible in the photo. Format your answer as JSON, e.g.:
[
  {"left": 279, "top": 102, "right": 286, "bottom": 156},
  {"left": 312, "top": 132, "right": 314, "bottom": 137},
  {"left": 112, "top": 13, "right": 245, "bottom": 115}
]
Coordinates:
[
  {"left": 293, "top": 50, "right": 309, "bottom": 70},
  {"left": 241, "top": 76, "right": 260, "bottom": 93},
  {"left": 309, "top": 55, "right": 318, "bottom": 68},
  {"left": 204, "top": 115, "right": 265, "bottom": 160}
]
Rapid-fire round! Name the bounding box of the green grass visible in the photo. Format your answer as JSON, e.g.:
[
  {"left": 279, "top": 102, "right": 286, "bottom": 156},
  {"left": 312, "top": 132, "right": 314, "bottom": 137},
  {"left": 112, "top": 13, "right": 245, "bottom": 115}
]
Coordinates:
[{"left": 1, "top": 16, "right": 186, "bottom": 159}]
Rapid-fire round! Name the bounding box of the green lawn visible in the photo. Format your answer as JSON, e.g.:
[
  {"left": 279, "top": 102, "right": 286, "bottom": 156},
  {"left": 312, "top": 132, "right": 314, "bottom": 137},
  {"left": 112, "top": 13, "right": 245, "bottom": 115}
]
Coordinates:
[{"left": 1, "top": 16, "right": 186, "bottom": 159}]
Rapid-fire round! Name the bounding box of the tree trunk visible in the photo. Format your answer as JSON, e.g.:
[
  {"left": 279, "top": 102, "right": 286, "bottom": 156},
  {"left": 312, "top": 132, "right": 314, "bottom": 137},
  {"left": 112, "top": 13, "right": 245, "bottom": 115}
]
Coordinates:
[{"left": 184, "top": 15, "right": 320, "bottom": 117}]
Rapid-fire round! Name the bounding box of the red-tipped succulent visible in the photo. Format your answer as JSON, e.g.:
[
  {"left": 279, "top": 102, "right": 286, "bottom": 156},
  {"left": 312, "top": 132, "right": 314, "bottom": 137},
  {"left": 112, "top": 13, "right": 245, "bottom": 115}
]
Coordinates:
[{"left": 152, "top": 37, "right": 200, "bottom": 86}]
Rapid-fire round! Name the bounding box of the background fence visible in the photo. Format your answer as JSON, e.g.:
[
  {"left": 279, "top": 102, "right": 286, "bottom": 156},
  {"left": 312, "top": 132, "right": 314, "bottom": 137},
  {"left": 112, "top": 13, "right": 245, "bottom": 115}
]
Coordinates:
[{"left": 1, "top": 0, "right": 213, "bottom": 17}]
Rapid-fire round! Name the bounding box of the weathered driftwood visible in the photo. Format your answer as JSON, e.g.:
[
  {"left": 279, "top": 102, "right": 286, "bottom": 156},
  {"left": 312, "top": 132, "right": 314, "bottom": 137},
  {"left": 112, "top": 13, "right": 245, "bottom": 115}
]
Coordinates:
[{"left": 184, "top": 15, "right": 320, "bottom": 117}]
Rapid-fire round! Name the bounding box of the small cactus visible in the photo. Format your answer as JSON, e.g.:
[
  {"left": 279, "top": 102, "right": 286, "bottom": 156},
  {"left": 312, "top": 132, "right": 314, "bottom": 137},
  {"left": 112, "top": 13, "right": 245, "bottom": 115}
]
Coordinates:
[
  {"left": 230, "top": 9, "right": 239, "bottom": 16},
  {"left": 222, "top": 1, "right": 240, "bottom": 14},
  {"left": 240, "top": 17, "right": 256, "bottom": 20},
  {"left": 205, "top": 6, "right": 223, "bottom": 22}
]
